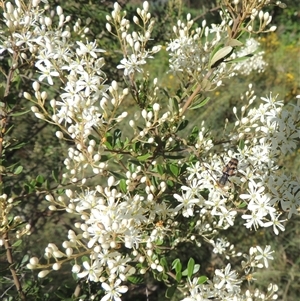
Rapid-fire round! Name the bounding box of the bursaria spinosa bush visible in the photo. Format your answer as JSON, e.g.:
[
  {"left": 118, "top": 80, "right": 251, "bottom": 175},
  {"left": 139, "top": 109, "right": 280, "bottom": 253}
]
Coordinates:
[{"left": 0, "top": 0, "right": 299, "bottom": 300}]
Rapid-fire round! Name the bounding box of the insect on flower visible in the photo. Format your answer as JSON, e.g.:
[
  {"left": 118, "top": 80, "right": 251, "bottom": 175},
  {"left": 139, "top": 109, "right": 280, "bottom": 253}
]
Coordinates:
[{"left": 218, "top": 158, "right": 238, "bottom": 187}]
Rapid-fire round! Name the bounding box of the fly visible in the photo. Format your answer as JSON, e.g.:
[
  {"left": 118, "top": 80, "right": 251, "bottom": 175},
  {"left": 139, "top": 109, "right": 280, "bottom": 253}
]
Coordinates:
[{"left": 218, "top": 158, "right": 238, "bottom": 187}]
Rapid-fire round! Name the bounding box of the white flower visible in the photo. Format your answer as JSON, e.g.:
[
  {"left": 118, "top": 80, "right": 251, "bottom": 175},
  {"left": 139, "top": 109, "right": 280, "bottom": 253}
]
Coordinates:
[
  {"left": 212, "top": 238, "right": 229, "bottom": 254},
  {"left": 240, "top": 181, "right": 265, "bottom": 204},
  {"left": 186, "top": 161, "right": 203, "bottom": 181},
  {"left": 117, "top": 54, "right": 146, "bottom": 76},
  {"left": 215, "top": 206, "right": 237, "bottom": 227},
  {"left": 101, "top": 279, "right": 128, "bottom": 301},
  {"left": 247, "top": 193, "right": 276, "bottom": 217},
  {"left": 76, "top": 40, "right": 105, "bottom": 58},
  {"left": 173, "top": 191, "right": 200, "bottom": 217},
  {"left": 214, "top": 264, "right": 241, "bottom": 291},
  {"left": 255, "top": 245, "right": 274, "bottom": 268},
  {"left": 242, "top": 211, "right": 265, "bottom": 230},
  {"left": 35, "top": 60, "right": 59, "bottom": 85},
  {"left": 263, "top": 213, "right": 286, "bottom": 235},
  {"left": 77, "top": 260, "right": 103, "bottom": 282},
  {"left": 76, "top": 71, "right": 100, "bottom": 97}
]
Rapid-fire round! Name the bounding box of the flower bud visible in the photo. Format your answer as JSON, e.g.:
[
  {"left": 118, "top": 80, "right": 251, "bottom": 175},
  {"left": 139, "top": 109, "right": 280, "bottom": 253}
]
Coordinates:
[
  {"left": 143, "top": 1, "right": 149, "bottom": 12},
  {"left": 72, "top": 264, "right": 81, "bottom": 273},
  {"left": 108, "top": 176, "right": 115, "bottom": 187},
  {"left": 30, "top": 257, "right": 39, "bottom": 265},
  {"left": 153, "top": 103, "right": 160, "bottom": 112},
  {"left": 38, "top": 270, "right": 51, "bottom": 278},
  {"left": 6, "top": 2, "right": 14, "bottom": 13},
  {"left": 111, "top": 80, "right": 118, "bottom": 91},
  {"left": 263, "top": 12, "right": 269, "bottom": 21},
  {"left": 32, "top": 81, "right": 40, "bottom": 91},
  {"left": 41, "top": 91, "right": 47, "bottom": 101},
  {"left": 133, "top": 16, "right": 139, "bottom": 24},
  {"left": 24, "top": 92, "right": 31, "bottom": 100},
  {"left": 56, "top": 131, "right": 64, "bottom": 139},
  {"left": 45, "top": 17, "right": 52, "bottom": 27},
  {"left": 52, "top": 263, "right": 61, "bottom": 270},
  {"left": 106, "top": 23, "right": 112, "bottom": 32},
  {"left": 56, "top": 6, "right": 63, "bottom": 15}
]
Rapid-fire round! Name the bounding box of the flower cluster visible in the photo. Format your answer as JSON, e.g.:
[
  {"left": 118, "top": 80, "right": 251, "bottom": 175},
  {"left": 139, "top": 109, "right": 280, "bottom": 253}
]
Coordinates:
[
  {"left": 106, "top": 2, "right": 161, "bottom": 76},
  {"left": 235, "top": 91, "right": 300, "bottom": 231},
  {"left": 166, "top": 9, "right": 273, "bottom": 88},
  {"left": 0, "top": 0, "right": 297, "bottom": 300},
  {"left": 181, "top": 246, "right": 277, "bottom": 301},
  {"left": 177, "top": 89, "right": 299, "bottom": 236},
  {"left": 231, "top": 38, "right": 268, "bottom": 75}
]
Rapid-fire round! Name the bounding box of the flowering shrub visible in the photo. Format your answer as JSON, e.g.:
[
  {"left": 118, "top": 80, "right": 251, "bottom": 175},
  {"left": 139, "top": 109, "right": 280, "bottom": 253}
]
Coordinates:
[{"left": 0, "top": 0, "right": 299, "bottom": 300}]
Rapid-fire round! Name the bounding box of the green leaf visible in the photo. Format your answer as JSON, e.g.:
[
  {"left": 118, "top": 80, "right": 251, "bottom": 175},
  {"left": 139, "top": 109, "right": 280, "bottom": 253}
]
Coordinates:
[
  {"left": 209, "top": 43, "right": 224, "bottom": 60},
  {"left": 226, "top": 53, "right": 254, "bottom": 64},
  {"left": 176, "top": 270, "right": 182, "bottom": 282},
  {"left": 12, "top": 240, "right": 22, "bottom": 247},
  {"left": 119, "top": 179, "right": 127, "bottom": 193},
  {"left": 137, "top": 153, "right": 151, "bottom": 161},
  {"left": 167, "top": 179, "right": 174, "bottom": 187},
  {"left": 187, "top": 258, "right": 195, "bottom": 278},
  {"left": 239, "top": 201, "right": 247, "bottom": 208},
  {"left": 226, "top": 38, "right": 243, "bottom": 47},
  {"left": 44, "top": 179, "right": 50, "bottom": 189},
  {"left": 21, "top": 254, "right": 30, "bottom": 265},
  {"left": 239, "top": 139, "right": 245, "bottom": 150},
  {"left": 100, "top": 155, "right": 109, "bottom": 162},
  {"left": 114, "top": 129, "right": 122, "bottom": 139},
  {"left": 165, "top": 285, "right": 177, "bottom": 298},
  {"left": 160, "top": 257, "right": 168, "bottom": 272},
  {"left": 197, "top": 275, "right": 208, "bottom": 284},
  {"left": 193, "top": 264, "right": 200, "bottom": 274},
  {"left": 81, "top": 256, "right": 89, "bottom": 263},
  {"left": 13, "top": 165, "right": 23, "bottom": 175},
  {"left": 113, "top": 129, "right": 122, "bottom": 146},
  {"left": 128, "top": 275, "right": 144, "bottom": 284},
  {"left": 183, "top": 262, "right": 200, "bottom": 277},
  {"left": 189, "top": 126, "right": 199, "bottom": 141},
  {"left": 210, "top": 46, "right": 233, "bottom": 68},
  {"left": 52, "top": 170, "right": 59, "bottom": 182},
  {"left": 168, "top": 163, "right": 179, "bottom": 177},
  {"left": 162, "top": 273, "right": 168, "bottom": 281},
  {"left": 190, "top": 97, "right": 211, "bottom": 110},
  {"left": 200, "top": 79, "right": 212, "bottom": 91},
  {"left": 104, "top": 134, "right": 113, "bottom": 149},
  {"left": 156, "top": 238, "right": 164, "bottom": 246},
  {"left": 172, "top": 258, "right": 182, "bottom": 274},
  {"left": 156, "top": 164, "right": 164, "bottom": 175},
  {"left": 36, "top": 175, "right": 45, "bottom": 184},
  {"left": 131, "top": 141, "right": 141, "bottom": 152},
  {"left": 177, "top": 120, "right": 189, "bottom": 131},
  {"left": 169, "top": 98, "right": 179, "bottom": 115}
]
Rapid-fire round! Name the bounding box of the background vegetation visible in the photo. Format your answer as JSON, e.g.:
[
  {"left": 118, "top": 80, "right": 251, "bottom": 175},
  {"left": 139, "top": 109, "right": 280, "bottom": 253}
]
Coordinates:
[{"left": 0, "top": 0, "right": 299, "bottom": 300}]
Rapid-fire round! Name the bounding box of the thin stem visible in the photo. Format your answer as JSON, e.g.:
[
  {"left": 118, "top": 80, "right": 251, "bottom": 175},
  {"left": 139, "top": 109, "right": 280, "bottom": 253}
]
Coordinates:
[{"left": 180, "top": 69, "right": 214, "bottom": 116}]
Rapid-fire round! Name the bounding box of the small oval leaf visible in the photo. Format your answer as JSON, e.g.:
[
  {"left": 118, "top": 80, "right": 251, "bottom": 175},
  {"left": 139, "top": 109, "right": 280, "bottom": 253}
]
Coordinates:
[
  {"left": 187, "top": 258, "right": 195, "bottom": 278},
  {"left": 12, "top": 240, "right": 22, "bottom": 247},
  {"left": 201, "top": 79, "right": 212, "bottom": 91},
  {"left": 210, "top": 46, "right": 233, "bottom": 68},
  {"left": 14, "top": 165, "right": 23, "bottom": 175},
  {"left": 226, "top": 38, "right": 243, "bottom": 47},
  {"left": 166, "top": 285, "right": 177, "bottom": 298},
  {"left": 198, "top": 275, "right": 208, "bottom": 284}
]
